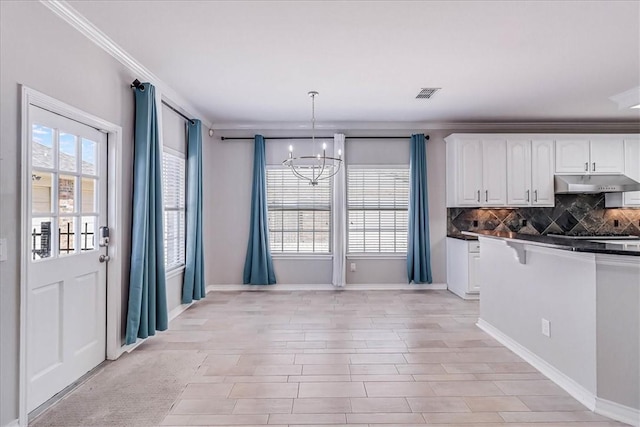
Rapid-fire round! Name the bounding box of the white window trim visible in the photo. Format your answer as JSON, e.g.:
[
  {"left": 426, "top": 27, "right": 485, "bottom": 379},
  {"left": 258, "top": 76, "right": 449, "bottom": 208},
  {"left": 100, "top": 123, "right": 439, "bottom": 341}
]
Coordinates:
[
  {"left": 346, "top": 164, "right": 409, "bottom": 255},
  {"left": 162, "top": 146, "right": 186, "bottom": 271},
  {"left": 266, "top": 166, "right": 333, "bottom": 255}
]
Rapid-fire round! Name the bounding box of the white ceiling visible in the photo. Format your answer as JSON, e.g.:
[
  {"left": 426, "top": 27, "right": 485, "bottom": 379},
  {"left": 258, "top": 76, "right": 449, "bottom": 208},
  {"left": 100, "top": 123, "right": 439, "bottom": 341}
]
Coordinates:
[{"left": 68, "top": 1, "right": 640, "bottom": 125}]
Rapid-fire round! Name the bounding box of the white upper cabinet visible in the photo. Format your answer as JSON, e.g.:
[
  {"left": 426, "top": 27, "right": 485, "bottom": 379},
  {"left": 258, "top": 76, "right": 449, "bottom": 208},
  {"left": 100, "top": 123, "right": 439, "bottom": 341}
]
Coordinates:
[
  {"left": 556, "top": 138, "right": 624, "bottom": 174},
  {"left": 605, "top": 139, "right": 640, "bottom": 207},
  {"left": 506, "top": 139, "right": 555, "bottom": 207},
  {"left": 446, "top": 135, "right": 506, "bottom": 207},
  {"left": 531, "top": 140, "right": 555, "bottom": 206},
  {"left": 482, "top": 140, "right": 507, "bottom": 205},
  {"left": 506, "top": 140, "right": 531, "bottom": 206}
]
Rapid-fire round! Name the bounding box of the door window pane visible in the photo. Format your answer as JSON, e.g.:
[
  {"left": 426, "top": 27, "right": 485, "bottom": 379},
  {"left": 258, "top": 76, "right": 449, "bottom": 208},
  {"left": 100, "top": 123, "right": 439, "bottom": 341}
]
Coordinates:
[
  {"left": 32, "top": 125, "right": 54, "bottom": 169},
  {"left": 31, "top": 218, "right": 52, "bottom": 260},
  {"left": 58, "top": 175, "right": 76, "bottom": 213},
  {"left": 81, "top": 178, "right": 97, "bottom": 213},
  {"left": 58, "top": 217, "right": 76, "bottom": 256},
  {"left": 80, "top": 216, "right": 97, "bottom": 251},
  {"left": 32, "top": 172, "right": 54, "bottom": 214},
  {"left": 81, "top": 138, "right": 98, "bottom": 175},
  {"left": 59, "top": 133, "right": 78, "bottom": 172}
]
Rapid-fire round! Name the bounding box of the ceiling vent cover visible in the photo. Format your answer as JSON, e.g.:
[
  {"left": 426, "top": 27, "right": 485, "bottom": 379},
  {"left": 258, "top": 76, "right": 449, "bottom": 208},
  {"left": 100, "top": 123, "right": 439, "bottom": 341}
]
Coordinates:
[{"left": 416, "top": 88, "right": 441, "bottom": 99}]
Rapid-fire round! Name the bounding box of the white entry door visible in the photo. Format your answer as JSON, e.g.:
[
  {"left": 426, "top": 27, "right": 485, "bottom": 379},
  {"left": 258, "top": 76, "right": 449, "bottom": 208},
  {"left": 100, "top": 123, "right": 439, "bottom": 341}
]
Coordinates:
[{"left": 27, "top": 106, "right": 108, "bottom": 411}]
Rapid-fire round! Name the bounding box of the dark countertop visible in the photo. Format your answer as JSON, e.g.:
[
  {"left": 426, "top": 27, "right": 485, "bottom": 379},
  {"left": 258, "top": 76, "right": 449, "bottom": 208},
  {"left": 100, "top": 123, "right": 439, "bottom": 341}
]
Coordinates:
[
  {"left": 447, "top": 234, "right": 478, "bottom": 241},
  {"left": 462, "top": 230, "right": 640, "bottom": 257}
]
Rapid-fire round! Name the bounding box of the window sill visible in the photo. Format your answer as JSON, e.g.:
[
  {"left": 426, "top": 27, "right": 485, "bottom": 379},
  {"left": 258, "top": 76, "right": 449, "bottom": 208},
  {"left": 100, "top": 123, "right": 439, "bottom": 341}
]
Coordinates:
[
  {"left": 347, "top": 253, "right": 407, "bottom": 260},
  {"left": 166, "top": 265, "right": 186, "bottom": 279},
  {"left": 272, "top": 254, "right": 333, "bottom": 261}
]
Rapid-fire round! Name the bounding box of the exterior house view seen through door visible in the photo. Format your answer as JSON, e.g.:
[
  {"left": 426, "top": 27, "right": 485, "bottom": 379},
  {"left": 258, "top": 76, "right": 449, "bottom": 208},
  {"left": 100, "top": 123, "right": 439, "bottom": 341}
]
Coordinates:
[{"left": 26, "top": 105, "right": 108, "bottom": 412}]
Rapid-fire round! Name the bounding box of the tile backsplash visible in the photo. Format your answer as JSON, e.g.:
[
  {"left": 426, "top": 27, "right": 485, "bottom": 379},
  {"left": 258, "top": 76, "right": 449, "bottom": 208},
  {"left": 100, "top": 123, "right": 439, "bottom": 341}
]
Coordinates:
[{"left": 447, "top": 194, "right": 640, "bottom": 237}]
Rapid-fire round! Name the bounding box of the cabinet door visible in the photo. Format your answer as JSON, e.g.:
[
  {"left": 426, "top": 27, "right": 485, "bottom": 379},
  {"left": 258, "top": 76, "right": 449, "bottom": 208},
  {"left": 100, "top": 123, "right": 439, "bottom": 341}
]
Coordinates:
[
  {"left": 456, "top": 140, "right": 483, "bottom": 205},
  {"left": 623, "top": 139, "right": 640, "bottom": 206},
  {"left": 468, "top": 252, "right": 481, "bottom": 293},
  {"left": 590, "top": 139, "right": 624, "bottom": 174},
  {"left": 482, "top": 140, "right": 507, "bottom": 206},
  {"left": 555, "top": 140, "right": 589, "bottom": 173},
  {"left": 531, "top": 140, "right": 555, "bottom": 206},
  {"left": 507, "top": 140, "right": 532, "bottom": 205}
]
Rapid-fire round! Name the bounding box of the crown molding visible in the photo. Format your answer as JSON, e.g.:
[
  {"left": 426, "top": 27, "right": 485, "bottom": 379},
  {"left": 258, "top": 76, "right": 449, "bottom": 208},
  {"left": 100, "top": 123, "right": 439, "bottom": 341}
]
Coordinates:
[
  {"left": 39, "top": 0, "right": 214, "bottom": 130},
  {"left": 212, "top": 120, "right": 640, "bottom": 132}
]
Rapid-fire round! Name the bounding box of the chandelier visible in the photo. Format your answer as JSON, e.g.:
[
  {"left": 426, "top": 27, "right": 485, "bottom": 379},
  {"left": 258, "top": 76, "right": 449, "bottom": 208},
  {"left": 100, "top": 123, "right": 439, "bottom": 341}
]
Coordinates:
[{"left": 283, "top": 91, "right": 342, "bottom": 186}]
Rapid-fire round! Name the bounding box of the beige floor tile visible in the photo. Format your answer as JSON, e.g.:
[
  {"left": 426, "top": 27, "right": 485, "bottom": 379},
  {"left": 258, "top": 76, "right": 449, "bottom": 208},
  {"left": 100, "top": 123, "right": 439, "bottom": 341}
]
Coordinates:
[
  {"left": 298, "top": 382, "right": 366, "bottom": 398},
  {"left": 349, "top": 364, "right": 399, "bottom": 374},
  {"left": 518, "top": 395, "right": 589, "bottom": 412},
  {"left": 396, "top": 363, "right": 446, "bottom": 375},
  {"left": 345, "top": 412, "right": 426, "bottom": 424},
  {"left": 302, "top": 364, "right": 350, "bottom": 375},
  {"left": 443, "top": 363, "right": 493, "bottom": 374},
  {"left": 349, "top": 353, "right": 407, "bottom": 364},
  {"left": 161, "top": 414, "right": 269, "bottom": 425},
  {"left": 223, "top": 375, "right": 289, "bottom": 383},
  {"left": 406, "top": 396, "right": 470, "bottom": 413},
  {"left": 229, "top": 382, "right": 299, "bottom": 398},
  {"left": 289, "top": 375, "right": 351, "bottom": 382},
  {"left": 350, "top": 397, "right": 411, "bottom": 413},
  {"left": 181, "top": 383, "right": 234, "bottom": 398},
  {"left": 430, "top": 381, "right": 505, "bottom": 397},
  {"left": 232, "top": 398, "right": 293, "bottom": 414},
  {"left": 489, "top": 362, "right": 540, "bottom": 373},
  {"left": 237, "top": 354, "right": 295, "bottom": 366},
  {"left": 254, "top": 365, "right": 303, "bottom": 375},
  {"left": 493, "top": 380, "right": 568, "bottom": 396},
  {"left": 350, "top": 374, "right": 414, "bottom": 382},
  {"left": 365, "top": 381, "right": 435, "bottom": 397},
  {"left": 267, "top": 413, "right": 347, "bottom": 424},
  {"left": 464, "top": 396, "right": 529, "bottom": 412},
  {"left": 413, "top": 373, "right": 476, "bottom": 381},
  {"left": 170, "top": 398, "right": 237, "bottom": 415},
  {"left": 295, "top": 354, "right": 352, "bottom": 365},
  {"left": 404, "top": 352, "right": 462, "bottom": 363},
  {"left": 474, "top": 373, "right": 546, "bottom": 381},
  {"left": 292, "top": 398, "right": 352, "bottom": 413},
  {"left": 499, "top": 411, "right": 611, "bottom": 422},
  {"left": 422, "top": 411, "right": 505, "bottom": 424}
]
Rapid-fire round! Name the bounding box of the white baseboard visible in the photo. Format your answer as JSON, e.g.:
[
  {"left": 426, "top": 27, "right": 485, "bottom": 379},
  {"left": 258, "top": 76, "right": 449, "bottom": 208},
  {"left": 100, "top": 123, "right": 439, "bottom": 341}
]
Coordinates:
[
  {"left": 595, "top": 397, "right": 640, "bottom": 427},
  {"left": 168, "top": 302, "right": 194, "bottom": 321},
  {"left": 206, "top": 283, "right": 447, "bottom": 291},
  {"left": 476, "top": 319, "right": 596, "bottom": 410},
  {"left": 3, "top": 419, "right": 19, "bottom": 427}
]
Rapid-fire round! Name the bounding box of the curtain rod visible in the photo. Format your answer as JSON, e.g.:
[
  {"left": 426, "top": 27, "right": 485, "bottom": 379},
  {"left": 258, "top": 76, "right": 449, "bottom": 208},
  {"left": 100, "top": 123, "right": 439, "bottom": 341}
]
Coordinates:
[
  {"left": 220, "top": 135, "right": 429, "bottom": 141},
  {"left": 131, "top": 79, "right": 195, "bottom": 125}
]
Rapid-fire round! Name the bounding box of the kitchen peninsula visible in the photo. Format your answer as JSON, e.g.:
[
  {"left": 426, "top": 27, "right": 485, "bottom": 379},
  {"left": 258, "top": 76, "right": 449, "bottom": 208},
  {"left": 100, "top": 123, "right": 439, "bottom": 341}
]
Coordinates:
[{"left": 463, "top": 230, "right": 640, "bottom": 426}]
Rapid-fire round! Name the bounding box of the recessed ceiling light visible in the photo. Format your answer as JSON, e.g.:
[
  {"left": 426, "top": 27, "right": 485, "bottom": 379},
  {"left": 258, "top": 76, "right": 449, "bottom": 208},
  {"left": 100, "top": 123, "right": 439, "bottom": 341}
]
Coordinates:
[
  {"left": 609, "top": 87, "right": 640, "bottom": 110},
  {"left": 416, "top": 88, "right": 441, "bottom": 99}
]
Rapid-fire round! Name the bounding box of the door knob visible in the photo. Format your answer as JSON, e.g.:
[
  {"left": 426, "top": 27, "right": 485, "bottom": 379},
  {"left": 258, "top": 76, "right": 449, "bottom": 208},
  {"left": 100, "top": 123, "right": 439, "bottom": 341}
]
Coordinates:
[{"left": 99, "top": 254, "right": 110, "bottom": 263}]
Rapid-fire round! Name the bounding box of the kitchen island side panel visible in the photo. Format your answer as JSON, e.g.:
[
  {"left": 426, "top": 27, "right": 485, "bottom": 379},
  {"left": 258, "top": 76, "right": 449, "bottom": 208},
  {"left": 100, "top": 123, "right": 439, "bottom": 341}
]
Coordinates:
[{"left": 478, "top": 237, "right": 598, "bottom": 395}]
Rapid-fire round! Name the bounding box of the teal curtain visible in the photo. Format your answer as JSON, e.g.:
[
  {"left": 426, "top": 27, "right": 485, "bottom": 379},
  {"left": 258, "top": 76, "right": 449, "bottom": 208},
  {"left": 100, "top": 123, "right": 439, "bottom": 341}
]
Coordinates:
[
  {"left": 182, "top": 120, "right": 205, "bottom": 303},
  {"left": 407, "top": 133, "right": 432, "bottom": 284},
  {"left": 125, "top": 82, "right": 168, "bottom": 345},
  {"left": 243, "top": 135, "right": 276, "bottom": 285}
]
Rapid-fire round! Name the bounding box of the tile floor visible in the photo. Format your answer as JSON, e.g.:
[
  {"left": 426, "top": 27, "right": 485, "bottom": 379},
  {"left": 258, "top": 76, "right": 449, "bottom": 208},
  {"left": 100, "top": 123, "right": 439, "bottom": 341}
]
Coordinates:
[{"left": 34, "top": 290, "right": 629, "bottom": 426}]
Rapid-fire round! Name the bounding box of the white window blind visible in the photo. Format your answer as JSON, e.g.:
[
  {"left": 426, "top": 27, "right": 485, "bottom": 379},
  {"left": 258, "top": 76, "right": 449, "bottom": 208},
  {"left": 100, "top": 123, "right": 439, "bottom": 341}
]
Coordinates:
[
  {"left": 347, "top": 167, "right": 409, "bottom": 253},
  {"left": 266, "top": 168, "right": 331, "bottom": 253},
  {"left": 162, "top": 150, "right": 186, "bottom": 270}
]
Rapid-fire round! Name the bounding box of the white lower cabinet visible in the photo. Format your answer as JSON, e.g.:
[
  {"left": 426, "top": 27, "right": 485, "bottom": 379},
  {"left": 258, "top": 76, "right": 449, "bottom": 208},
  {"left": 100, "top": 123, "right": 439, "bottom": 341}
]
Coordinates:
[{"left": 447, "top": 237, "right": 480, "bottom": 300}]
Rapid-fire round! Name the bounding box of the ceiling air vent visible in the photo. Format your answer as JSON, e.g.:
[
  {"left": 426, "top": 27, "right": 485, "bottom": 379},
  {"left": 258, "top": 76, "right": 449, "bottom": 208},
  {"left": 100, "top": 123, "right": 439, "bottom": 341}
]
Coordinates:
[{"left": 416, "top": 88, "right": 441, "bottom": 99}]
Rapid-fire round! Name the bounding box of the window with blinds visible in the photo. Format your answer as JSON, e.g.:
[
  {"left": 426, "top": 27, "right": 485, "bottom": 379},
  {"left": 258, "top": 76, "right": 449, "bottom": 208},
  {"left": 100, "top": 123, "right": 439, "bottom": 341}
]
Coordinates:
[
  {"left": 347, "top": 167, "right": 409, "bottom": 253},
  {"left": 162, "top": 150, "right": 186, "bottom": 270},
  {"left": 266, "top": 168, "right": 331, "bottom": 253}
]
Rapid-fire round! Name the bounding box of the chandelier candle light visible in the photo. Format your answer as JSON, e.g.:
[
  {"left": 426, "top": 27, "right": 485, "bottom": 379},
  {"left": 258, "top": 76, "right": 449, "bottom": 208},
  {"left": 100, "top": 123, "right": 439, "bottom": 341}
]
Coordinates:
[{"left": 283, "top": 91, "right": 343, "bottom": 186}]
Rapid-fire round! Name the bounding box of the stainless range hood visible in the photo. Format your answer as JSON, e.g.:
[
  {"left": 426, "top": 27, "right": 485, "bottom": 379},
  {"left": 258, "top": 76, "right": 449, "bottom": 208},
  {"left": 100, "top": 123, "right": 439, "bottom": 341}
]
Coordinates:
[{"left": 554, "top": 174, "right": 640, "bottom": 194}]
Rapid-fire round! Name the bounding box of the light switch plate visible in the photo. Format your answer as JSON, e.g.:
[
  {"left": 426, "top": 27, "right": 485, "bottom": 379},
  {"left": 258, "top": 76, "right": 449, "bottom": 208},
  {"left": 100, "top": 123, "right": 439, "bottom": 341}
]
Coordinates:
[
  {"left": 0, "top": 238, "right": 7, "bottom": 262},
  {"left": 541, "top": 318, "right": 551, "bottom": 337}
]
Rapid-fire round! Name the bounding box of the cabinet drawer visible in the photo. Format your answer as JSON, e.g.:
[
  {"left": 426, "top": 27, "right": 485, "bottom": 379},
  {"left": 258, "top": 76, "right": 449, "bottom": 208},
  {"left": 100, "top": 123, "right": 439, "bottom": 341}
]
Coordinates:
[{"left": 468, "top": 241, "right": 480, "bottom": 253}]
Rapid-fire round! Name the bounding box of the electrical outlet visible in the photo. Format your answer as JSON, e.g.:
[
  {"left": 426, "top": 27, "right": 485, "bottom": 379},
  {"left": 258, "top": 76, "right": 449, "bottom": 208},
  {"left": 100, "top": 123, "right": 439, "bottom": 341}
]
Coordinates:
[
  {"left": 613, "top": 219, "right": 619, "bottom": 227},
  {"left": 0, "top": 238, "right": 6, "bottom": 262},
  {"left": 350, "top": 262, "right": 356, "bottom": 272},
  {"left": 473, "top": 220, "right": 479, "bottom": 227},
  {"left": 541, "top": 318, "right": 551, "bottom": 337},
  {"left": 521, "top": 219, "right": 527, "bottom": 226}
]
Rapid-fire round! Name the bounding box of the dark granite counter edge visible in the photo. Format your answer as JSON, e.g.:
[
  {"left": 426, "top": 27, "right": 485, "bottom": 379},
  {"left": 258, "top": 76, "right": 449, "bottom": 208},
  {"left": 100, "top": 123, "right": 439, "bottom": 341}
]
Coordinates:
[
  {"left": 462, "top": 230, "right": 640, "bottom": 257},
  {"left": 447, "top": 234, "right": 478, "bottom": 241}
]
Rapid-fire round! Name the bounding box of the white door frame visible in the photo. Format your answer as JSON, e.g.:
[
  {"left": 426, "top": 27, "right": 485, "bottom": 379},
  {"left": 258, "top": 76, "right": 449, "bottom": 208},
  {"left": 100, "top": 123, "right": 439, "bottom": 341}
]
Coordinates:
[{"left": 19, "top": 86, "right": 125, "bottom": 426}]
